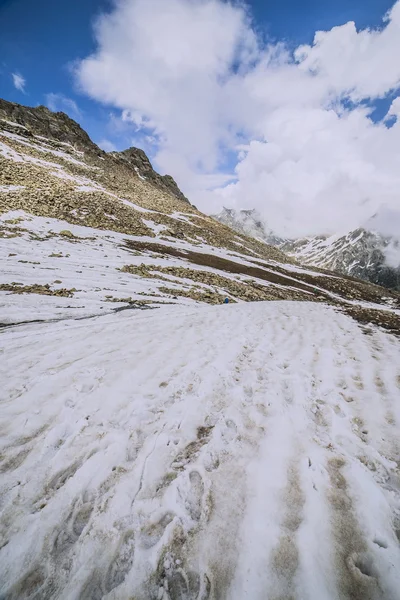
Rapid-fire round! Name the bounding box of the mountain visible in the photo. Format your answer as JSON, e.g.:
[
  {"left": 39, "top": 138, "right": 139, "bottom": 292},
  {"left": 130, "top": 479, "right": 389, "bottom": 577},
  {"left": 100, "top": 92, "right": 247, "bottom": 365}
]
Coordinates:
[
  {"left": 213, "top": 206, "right": 400, "bottom": 292},
  {"left": 281, "top": 228, "right": 400, "bottom": 291},
  {"left": 1, "top": 98, "right": 400, "bottom": 599},
  {"left": 213, "top": 207, "right": 284, "bottom": 246},
  {"left": 0, "top": 98, "right": 188, "bottom": 204}
]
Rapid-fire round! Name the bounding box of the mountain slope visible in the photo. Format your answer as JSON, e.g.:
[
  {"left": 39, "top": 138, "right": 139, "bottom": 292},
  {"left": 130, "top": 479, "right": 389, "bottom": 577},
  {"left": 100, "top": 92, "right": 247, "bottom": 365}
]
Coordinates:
[{"left": 1, "top": 302, "right": 400, "bottom": 599}]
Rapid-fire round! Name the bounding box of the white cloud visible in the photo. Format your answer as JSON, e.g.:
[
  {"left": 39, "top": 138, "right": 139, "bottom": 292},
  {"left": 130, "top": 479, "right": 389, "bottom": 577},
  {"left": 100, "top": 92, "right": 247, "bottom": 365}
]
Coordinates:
[
  {"left": 384, "top": 241, "right": 400, "bottom": 268},
  {"left": 12, "top": 72, "right": 26, "bottom": 93},
  {"left": 75, "top": 0, "right": 400, "bottom": 238},
  {"left": 98, "top": 138, "right": 117, "bottom": 152},
  {"left": 45, "top": 93, "right": 81, "bottom": 118},
  {"left": 295, "top": 2, "right": 400, "bottom": 102}
]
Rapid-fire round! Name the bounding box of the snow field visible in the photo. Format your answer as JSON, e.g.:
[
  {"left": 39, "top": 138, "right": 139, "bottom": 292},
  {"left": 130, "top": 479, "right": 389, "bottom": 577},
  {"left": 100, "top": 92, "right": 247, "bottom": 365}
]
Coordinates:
[{"left": 1, "top": 302, "right": 400, "bottom": 599}]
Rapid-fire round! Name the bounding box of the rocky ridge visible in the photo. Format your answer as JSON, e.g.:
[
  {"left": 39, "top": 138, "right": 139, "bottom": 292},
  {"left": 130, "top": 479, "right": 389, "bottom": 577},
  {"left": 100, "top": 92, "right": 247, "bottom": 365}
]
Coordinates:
[
  {"left": 0, "top": 98, "right": 188, "bottom": 204},
  {"left": 110, "top": 147, "right": 189, "bottom": 204},
  {"left": 1, "top": 98, "right": 399, "bottom": 334}
]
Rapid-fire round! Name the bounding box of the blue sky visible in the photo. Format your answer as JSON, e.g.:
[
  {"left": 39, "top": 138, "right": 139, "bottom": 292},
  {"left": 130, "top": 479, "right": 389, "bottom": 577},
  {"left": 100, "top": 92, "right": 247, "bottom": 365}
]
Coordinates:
[
  {"left": 1, "top": 0, "right": 400, "bottom": 237},
  {"left": 0, "top": 0, "right": 395, "bottom": 149}
]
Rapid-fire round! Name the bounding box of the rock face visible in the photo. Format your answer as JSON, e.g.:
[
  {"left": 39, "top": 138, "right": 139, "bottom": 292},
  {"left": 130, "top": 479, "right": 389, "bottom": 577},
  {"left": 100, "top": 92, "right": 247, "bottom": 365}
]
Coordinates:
[
  {"left": 213, "top": 207, "right": 284, "bottom": 246},
  {"left": 0, "top": 97, "right": 290, "bottom": 260},
  {"left": 282, "top": 228, "right": 400, "bottom": 291}
]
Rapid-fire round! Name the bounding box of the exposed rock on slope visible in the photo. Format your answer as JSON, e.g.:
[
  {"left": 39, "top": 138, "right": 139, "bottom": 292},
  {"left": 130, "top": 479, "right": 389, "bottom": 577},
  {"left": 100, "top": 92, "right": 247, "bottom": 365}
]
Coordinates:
[
  {"left": 1, "top": 97, "right": 399, "bottom": 334},
  {"left": 0, "top": 99, "right": 95, "bottom": 154}
]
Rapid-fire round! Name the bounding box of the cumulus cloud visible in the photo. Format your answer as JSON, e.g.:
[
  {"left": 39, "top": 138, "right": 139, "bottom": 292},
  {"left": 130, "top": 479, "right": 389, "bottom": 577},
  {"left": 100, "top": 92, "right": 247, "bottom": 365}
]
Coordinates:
[
  {"left": 75, "top": 0, "right": 400, "bottom": 238},
  {"left": 45, "top": 93, "right": 82, "bottom": 118},
  {"left": 12, "top": 72, "right": 26, "bottom": 92}
]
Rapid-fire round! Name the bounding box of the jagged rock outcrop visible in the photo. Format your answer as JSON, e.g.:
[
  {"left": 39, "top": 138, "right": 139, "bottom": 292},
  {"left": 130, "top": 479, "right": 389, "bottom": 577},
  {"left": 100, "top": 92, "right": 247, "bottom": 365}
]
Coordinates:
[{"left": 0, "top": 99, "right": 96, "bottom": 154}]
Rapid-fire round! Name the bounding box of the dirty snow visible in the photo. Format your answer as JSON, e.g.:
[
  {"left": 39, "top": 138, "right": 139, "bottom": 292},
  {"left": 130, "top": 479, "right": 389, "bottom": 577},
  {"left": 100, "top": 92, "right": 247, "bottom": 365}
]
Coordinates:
[
  {"left": 1, "top": 302, "right": 400, "bottom": 600},
  {"left": 0, "top": 185, "right": 25, "bottom": 193}
]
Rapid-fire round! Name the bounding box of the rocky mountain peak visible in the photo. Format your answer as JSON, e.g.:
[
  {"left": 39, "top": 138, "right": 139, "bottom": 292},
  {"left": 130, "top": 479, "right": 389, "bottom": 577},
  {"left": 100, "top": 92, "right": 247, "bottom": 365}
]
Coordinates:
[
  {"left": 111, "top": 146, "right": 189, "bottom": 204},
  {"left": 214, "top": 205, "right": 400, "bottom": 291},
  {"left": 281, "top": 227, "right": 400, "bottom": 291},
  {"left": 0, "top": 98, "right": 96, "bottom": 154}
]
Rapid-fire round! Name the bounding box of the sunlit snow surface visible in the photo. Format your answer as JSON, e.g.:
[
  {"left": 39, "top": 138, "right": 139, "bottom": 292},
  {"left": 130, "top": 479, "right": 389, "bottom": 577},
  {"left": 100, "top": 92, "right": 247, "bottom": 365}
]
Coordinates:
[{"left": 1, "top": 302, "right": 400, "bottom": 599}]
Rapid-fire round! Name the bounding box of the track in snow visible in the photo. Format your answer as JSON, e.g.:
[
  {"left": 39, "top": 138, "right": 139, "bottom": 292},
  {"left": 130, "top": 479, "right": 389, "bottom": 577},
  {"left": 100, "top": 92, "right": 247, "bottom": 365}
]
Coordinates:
[{"left": 1, "top": 302, "right": 400, "bottom": 599}]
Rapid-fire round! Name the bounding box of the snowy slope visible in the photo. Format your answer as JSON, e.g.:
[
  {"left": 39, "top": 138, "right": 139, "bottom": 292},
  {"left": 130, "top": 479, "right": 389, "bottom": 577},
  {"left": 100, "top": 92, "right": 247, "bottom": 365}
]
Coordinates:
[
  {"left": 1, "top": 302, "right": 400, "bottom": 599},
  {"left": 2, "top": 99, "right": 400, "bottom": 600}
]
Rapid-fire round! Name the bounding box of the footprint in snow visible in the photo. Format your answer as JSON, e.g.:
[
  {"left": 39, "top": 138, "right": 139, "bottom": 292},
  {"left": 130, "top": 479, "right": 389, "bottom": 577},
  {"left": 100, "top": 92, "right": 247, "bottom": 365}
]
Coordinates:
[
  {"left": 2, "top": 566, "right": 52, "bottom": 600},
  {"left": 140, "top": 513, "right": 175, "bottom": 549},
  {"left": 72, "top": 367, "right": 105, "bottom": 394},
  {"left": 0, "top": 446, "right": 31, "bottom": 474},
  {"left": 184, "top": 471, "right": 205, "bottom": 522},
  {"left": 46, "top": 460, "right": 82, "bottom": 494},
  {"left": 52, "top": 496, "right": 94, "bottom": 558},
  {"left": 166, "top": 569, "right": 211, "bottom": 600},
  {"left": 79, "top": 572, "right": 104, "bottom": 600},
  {"left": 221, "top": 419, "right": 237, "bottom": 443},
  {"left": 104, "top": 530, "right": 135, "bottom": 594}
]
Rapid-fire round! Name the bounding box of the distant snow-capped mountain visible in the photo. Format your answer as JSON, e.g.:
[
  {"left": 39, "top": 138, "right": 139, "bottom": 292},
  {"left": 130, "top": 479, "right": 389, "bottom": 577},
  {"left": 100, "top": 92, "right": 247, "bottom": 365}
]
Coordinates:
[
  {"left": 212, "top": 207, "right": 284, "bottom": 246},
  {"left": 281, "top": 228, "right": 400, "bottom": 290},
  {"left": 213, "top": 208, "right": 400, "bottom": 291}
]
